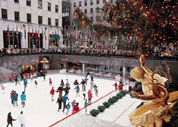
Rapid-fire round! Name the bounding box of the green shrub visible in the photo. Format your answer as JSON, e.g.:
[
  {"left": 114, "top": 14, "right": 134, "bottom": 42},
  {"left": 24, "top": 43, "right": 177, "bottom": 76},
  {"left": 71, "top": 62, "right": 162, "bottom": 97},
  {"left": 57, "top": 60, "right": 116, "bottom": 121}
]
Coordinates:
[
  {"left": 98, "top": 106, "right": 106, "bottom": 112},
  {"left": 90, "top": 109, "right": 100, "bottom": 116},
  {"left": 103, "top": 102, "right": 111, "bottom": 108},
  {"left": 116, "top": 94, "right": 121, "bottom": 99},
  {"left": 108, "top": 98, "right": 115, "bottom": 104},
  {"left": 112, "top": 96, "right": 118, "bottom": 102}
]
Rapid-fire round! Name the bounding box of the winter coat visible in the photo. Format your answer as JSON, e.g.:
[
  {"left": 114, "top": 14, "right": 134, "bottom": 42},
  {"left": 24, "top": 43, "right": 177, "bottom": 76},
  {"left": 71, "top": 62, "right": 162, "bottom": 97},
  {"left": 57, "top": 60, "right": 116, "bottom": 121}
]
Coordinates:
[
  {"left": 65, "top": 104, "right": 71, "bottom": 110},
  {"left": 84, "top": 102, "right": 89, "bottom": 107},
  {"left": 7, "top": 114, "right": 15, "bottom": 124},
  {"left": 71, "top": 101, "right": 76, "bottom": 106},
  {"left": 88, "top": 90, "right": 92, "bottom": 99},
  {"left": 62, "top": 95, "right": 69, "bottom": 102},
  {"left": 10, "top": 91, "right": 13, "bottom": 99},
  {"left": 73, "top": 105, "right": 80, "bottom": 112},
  {"left": 12, "top": 93, "right": 18, "bottom": 101},
  {"left": 75, "top": 86, "right": 80, "bottom": 93},
  {"left": 20, "top": 94, "right": 26, "bottom": 101},
  {"left": 65, "top": 82, "right": 70, "bottom": 87},
  {"left": 18, "top": 114, "right": 25, "bottom": 125},
  {"left": 24, "top": 79, "right": 28, "bottom": 85},
  {"left": 50, "top": 89, "right": 55, "bottom": 95},
  {"left": 49, "top": 78, "right": 52, "bottom": 84}
]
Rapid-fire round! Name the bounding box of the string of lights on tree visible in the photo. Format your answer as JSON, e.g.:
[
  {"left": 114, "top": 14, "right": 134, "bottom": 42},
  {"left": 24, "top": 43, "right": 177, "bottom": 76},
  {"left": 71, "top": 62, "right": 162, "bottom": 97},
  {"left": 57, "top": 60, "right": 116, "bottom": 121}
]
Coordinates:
[{"left": 74, "top": 0, "right": 178, "bottom": 55}]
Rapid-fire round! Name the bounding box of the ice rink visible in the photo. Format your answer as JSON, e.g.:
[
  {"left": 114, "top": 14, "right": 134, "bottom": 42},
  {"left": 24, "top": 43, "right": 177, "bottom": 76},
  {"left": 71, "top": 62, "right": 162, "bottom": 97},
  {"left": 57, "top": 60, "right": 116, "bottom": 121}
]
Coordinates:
[{"left": 0, "top": 73, "right": 134, "bottom": 127}]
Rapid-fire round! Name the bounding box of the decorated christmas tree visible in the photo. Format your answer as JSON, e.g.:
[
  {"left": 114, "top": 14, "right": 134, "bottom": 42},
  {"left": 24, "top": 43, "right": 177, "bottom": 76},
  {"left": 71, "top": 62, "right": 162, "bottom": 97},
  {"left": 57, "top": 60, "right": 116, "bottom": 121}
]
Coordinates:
[{"left": 74, "top": 0, "right": 178, "bottom": 55}]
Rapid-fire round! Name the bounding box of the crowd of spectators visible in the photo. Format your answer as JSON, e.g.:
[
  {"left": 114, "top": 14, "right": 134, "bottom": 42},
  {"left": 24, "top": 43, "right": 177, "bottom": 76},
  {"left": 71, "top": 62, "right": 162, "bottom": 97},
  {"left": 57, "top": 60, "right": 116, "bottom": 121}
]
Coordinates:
[{"left": 0, "top": 43, "right": 178, "bottom": 59}]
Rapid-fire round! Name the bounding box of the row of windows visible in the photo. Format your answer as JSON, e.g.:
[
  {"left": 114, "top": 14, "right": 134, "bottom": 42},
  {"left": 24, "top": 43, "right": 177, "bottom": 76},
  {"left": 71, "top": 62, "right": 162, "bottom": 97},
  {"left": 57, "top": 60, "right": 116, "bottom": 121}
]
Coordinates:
[
  {"left": 1, "top": 9, "right": 59, "bottom": 26},
  {"left": 74, "top": 0, "right": 107, "bottom": 8},
  {"left": 84, "top": 8, "right": 100, "bottom": 14},
  {"left": 14, "top": 0, "right": 58, "bottom": 13}
]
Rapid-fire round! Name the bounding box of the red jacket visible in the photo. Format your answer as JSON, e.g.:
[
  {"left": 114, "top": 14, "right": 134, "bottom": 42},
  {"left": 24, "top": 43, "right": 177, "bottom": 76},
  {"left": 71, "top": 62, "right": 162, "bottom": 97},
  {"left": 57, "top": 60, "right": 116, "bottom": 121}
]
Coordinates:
[
  {"left": 50, "top": 89, "right": 55, "bottom": 95},
  {"left": 73, "top": 105, "right": 80, "bottom": 113},
  {"left": 10, "top": 91, "right": 13, "bottom": 99},
  {"left": 49, "top": 78, "right": 52, "bottom": 84},
  {"left": 88, "top": 90, "right": 92, "bottom": 99}
]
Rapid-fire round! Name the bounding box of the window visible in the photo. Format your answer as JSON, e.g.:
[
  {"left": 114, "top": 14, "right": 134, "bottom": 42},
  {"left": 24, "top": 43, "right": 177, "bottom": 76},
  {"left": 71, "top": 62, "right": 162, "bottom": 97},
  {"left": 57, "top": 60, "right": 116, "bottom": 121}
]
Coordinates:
[
  {"left": 79, "top": 1, "right": 82, "bottom": 7},
  {"left": 27, "top": 13, "right": 31, "bottom": 23},
  {"left": 111, "top": 0, "right": 113, "bottom": 3},
  {"left": 96, "top": 7, "right": 100, "bottom": 13},
  {"left": 1, "top": 9, "right": 7, "bottom": 19},
  {"left": 103, "top": 0, "right": 106, "bottom": 3},
  {"left": 85, "top": 9, "right": 87, "bottom": 14},
  {"left": 48, "top": 2, "right": 51, "bottom": 11},
  {"left": 84, "top": 0, "right": 87, "bottom": 6},
  {"left": 38, "top": 0, "right": 42, "bottom": 9},
  {"left": 38, "top": 16, "right": 42, "bottom": 24},
  {"left": 90, "top": 0, "right": 93, "bottom": 5},
  {"left": 55, "top": 5, "right": 58, "bottom": 13},
  {"left": 97, "top": 0, "right": 99, "bottom": 4},
  {"left": 26, "top": 0, "right": 31, "bottom": 6},
  {"left": 14, "top": 0, "right": 19, "bottom": 3},
  {"left": 48, "top": 18, "right": 51, "bottom": 25},
  {"left": 14, "top": 11, "right": 20, "bottom": 21},
  {"left": 74, "top": 2, "right": 76, "bottom": 8},
  {"left": 96, "top": 16, "right": 99, "bottom": 21},
  {"left": 90, "top": 8, "right": 93, "bottom": 13},
  {"left": 90, "top": 17, "right": 93, "bottom": 21},
  {"left": 55, "top": 19, "right": 58, "bottom": 27}
]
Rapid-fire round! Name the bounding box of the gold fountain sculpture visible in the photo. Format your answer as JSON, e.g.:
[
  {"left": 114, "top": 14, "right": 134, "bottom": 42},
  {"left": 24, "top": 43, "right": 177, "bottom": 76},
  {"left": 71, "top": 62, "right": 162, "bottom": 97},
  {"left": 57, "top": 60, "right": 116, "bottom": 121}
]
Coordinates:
[{"left": 129, "top": 55, "right": 178, "bottom": 127}]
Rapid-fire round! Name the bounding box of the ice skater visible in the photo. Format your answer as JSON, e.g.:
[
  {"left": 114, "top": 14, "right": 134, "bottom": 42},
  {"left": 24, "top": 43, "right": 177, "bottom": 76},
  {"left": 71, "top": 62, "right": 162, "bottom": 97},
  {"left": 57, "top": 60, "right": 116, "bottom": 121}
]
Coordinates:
[
  {"left": 7, "top": 112, "right": 16, "bottom": 127},
  {"left": 113, "top": 82, "right": 118, "bottom": 91},
  {"left": 84, "top": 99, "right": 89, "bottom": 113},
  {"left": 71, "top": 99, "right": 76, "bottom": 113},
  {"left": 34, "top": 80, "right": 38, "bottom": 88},
  {"left": 60, "top": 79, "right": 64, "bottom": 87},
  {"left": 10, "top": 90, "right": 15, "bottom": 105},
  {"left": 62, "top": 94, "right": 69, "bottom": 112},
  {"left": 88, "top": 89, "right": 92, "bottom": 104},
  {"left": 65, "top": 102, "right": 71, "bottom": 115},
  {"left": 50, "top": 87, "right": 55, "bottom": 101},
  {"left": 12, "top": 91, "right": 18, "bottom": 107},
  {"left": 75, "top": 85, "right": 80, "bottom": 97},
  {"left": 80, "top": 79, "right": 86, "bottom": 91},
  {"left": 20, "top": 92, "right": 26, "bottom": 108},
  {"left": 93, "top": 84, "right": 98, "bottom": 97},
  {"left": 49, "top": 78, "right": 52, "bottom": 86},
  {"left": 73, "top": 103, "right": 80, "bottom": 113},
  {"left": 17, "top": 111, "right": 25, "bottom": 127},
  {"left": 57, "top": 96, "right": 62, "bottom": 112},
  {"left": 15, "top": 75, "right": 20, "bottom": 85}
]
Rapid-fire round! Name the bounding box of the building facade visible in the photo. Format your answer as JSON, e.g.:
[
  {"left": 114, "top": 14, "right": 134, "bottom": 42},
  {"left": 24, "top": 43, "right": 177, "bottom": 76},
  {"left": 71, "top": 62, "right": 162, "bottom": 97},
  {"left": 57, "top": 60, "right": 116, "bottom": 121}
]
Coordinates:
[{"left": 0, "top": 0, "right": 63, "bottom": 50}]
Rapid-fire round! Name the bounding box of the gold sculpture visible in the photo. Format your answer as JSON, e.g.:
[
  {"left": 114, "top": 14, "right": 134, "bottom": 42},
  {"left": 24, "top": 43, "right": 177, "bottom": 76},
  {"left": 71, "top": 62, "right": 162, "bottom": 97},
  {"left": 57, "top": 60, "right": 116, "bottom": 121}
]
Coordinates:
[{"left": 129, "top": 55, "right": 178, "bottom": 127}]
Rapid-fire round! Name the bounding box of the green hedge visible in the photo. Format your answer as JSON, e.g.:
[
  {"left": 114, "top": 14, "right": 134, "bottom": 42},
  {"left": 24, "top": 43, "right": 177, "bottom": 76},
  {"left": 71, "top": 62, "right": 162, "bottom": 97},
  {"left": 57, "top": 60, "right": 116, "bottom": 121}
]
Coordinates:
[
  {"left": 98, "top": 106, "right": 106, "bottom": 112},
  {"left": 103, "top": 102, "right": 111, "bottom": 108},
  {"left": 90, "top": 91, "right": 128, "bottom": 117},
  {"left": 90, "top": 109, "right": 100, "bottom": 116}
]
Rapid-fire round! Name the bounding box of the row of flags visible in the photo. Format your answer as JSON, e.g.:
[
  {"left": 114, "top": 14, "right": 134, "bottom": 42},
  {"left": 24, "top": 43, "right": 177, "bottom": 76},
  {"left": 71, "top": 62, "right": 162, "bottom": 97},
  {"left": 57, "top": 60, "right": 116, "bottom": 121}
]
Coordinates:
[{"left": 6, "top": 25, "right": 63, "bottom": 41}]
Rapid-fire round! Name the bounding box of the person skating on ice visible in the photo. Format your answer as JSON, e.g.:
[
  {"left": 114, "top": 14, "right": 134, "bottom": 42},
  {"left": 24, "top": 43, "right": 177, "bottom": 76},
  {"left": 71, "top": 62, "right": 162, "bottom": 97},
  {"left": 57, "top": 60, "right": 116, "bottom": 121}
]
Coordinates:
[
  {"left": 49, "top": 77, "right": 52, "bottom": 86},
  {"left": 93, "top": 84, "right": 98, "bottom": 97},
  {"left": 71, "top": 99, "right": 76, "bottom": 113},
  {"left": 12, "top": 91, "right": 18, "bottom": 107},
  {"left": 60, "top": 79, "right": 64, "bottom": 87},
  {"left": 65, "top": 102, "right": 71, "bottom": 115},
  {"left": 62, "top": 94, "right": 69, "bottom": 112},
  {"left": 57, "top": 96, "right": 62, "bottom": 112},
  {"left": 80, "top": 79, "right": 86, "bottom": 91},
  {"left": 34, "top": 80, "right": 38, "bottom": 88},
  {"left": 88, "top": 89, "right": 93, "bottom": 104},
  {"left": 65, "top": 79, "right": 70, "bottom": 87},
  {"left": 73, "top": 103, "right": 80, "bottom": 113},
  {"left": 17, "top": 111, "right": 25, "bottom": 127},
  {"left": 7, "top": 112, "right": 16, "bottom": 127},
  {"left": 73, "top": 79, "right": 79, "bottom": 86},
  {"left": 113, "top": 82, "right": 118, "bottom": 91},
  {"left": 50, "top": 87, "right": 55, "bottom": 101},
  {"left": 20, "top": 91, "right": 26, "bottom": 108},
  {"left": 84, "top": 99, "right": 89, "bottom": 113},
  {"left": 14, "top": 75, "right": 20, "bottom": 85},
  {"left": 75, "top": 85, "right": 80, "bottom": 97},
  {"left": 10, "top": 90, "right": 14, "bottom": 105}
]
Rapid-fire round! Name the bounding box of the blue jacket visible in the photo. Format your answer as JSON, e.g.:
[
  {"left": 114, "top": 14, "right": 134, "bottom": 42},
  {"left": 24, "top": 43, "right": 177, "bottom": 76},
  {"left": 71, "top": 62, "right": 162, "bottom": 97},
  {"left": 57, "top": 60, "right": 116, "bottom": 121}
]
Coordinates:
[
  {"left": 65, "top": 104, "right": 70, "bottom": 110},
  {"left": 20, "top": 93, "right": 26, "bottom": 101},
  {"left": 24, "top": 79, "right": 28, "bottom": 85},
  {"left": 84, "top": 102, "right": 89, "bottom": 107},
  {"left": 12, "top": 93, "right": 18, "bottom": 101},
  {"left": 62, "top": 95, "right": 69, "bottom": 102}
]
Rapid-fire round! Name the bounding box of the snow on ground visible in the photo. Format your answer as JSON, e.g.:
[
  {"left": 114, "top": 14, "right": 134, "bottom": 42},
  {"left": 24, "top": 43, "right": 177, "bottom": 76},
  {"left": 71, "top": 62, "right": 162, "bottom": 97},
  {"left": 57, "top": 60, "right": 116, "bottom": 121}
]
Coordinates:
[{"left": 0, "top": 73, "right": 127, "bottom": 127}]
